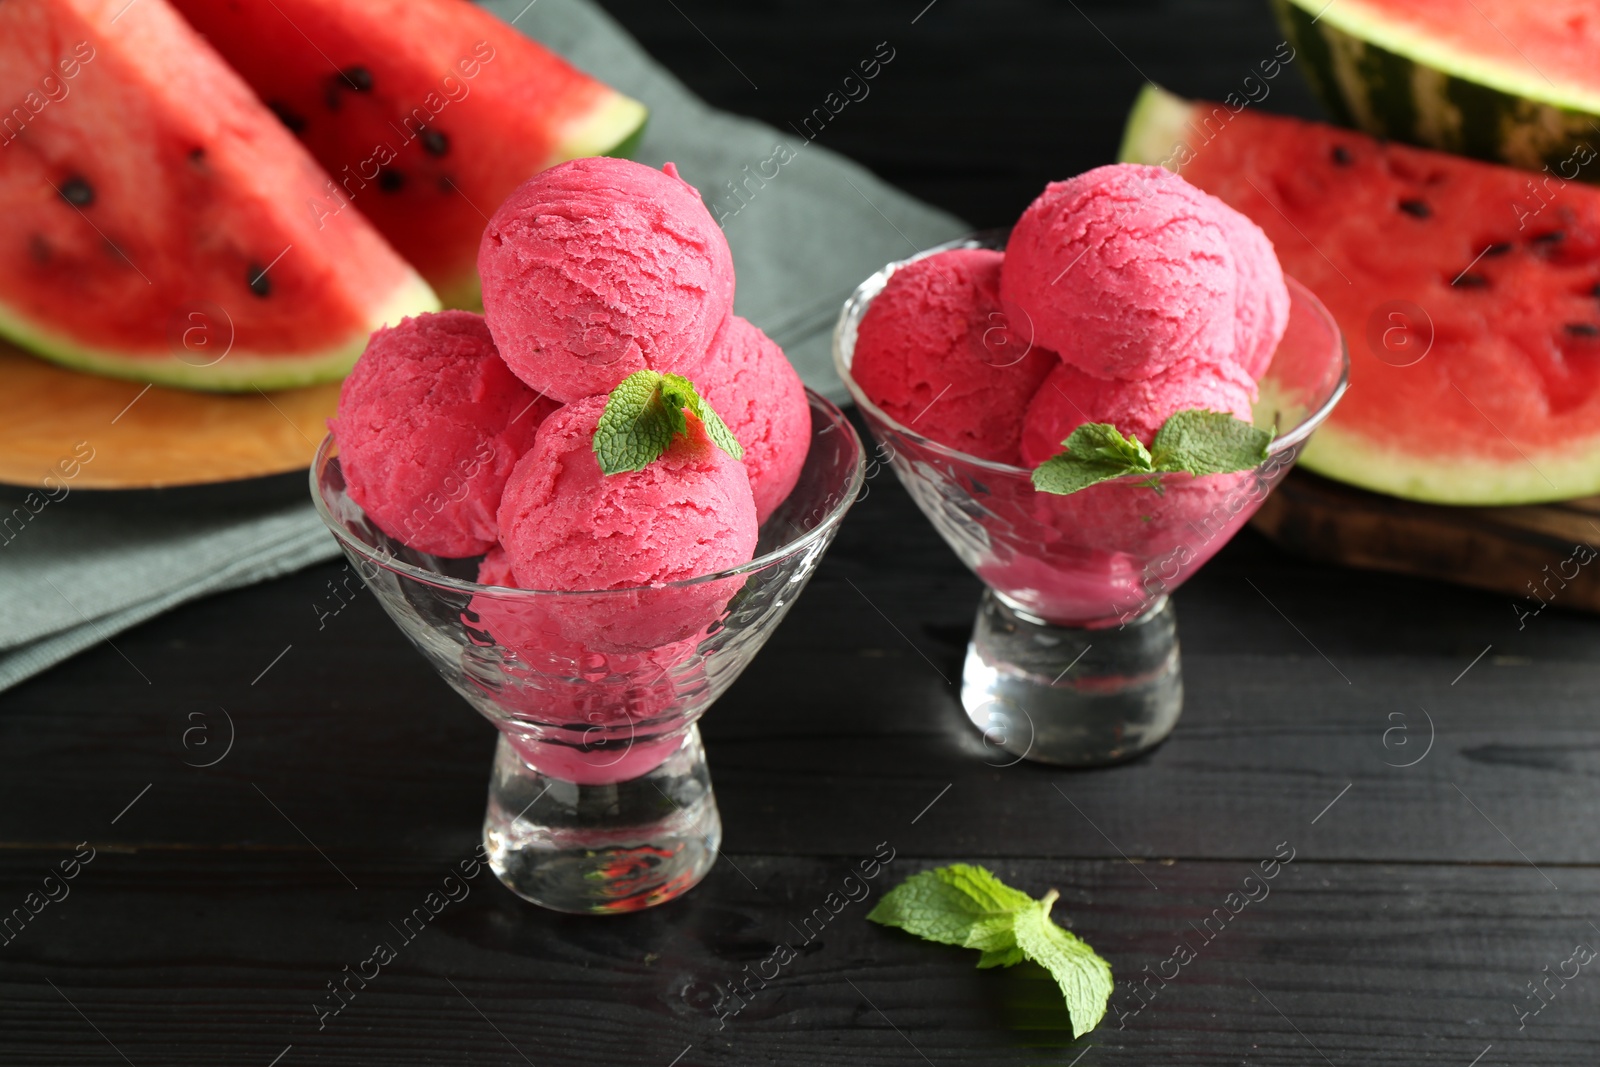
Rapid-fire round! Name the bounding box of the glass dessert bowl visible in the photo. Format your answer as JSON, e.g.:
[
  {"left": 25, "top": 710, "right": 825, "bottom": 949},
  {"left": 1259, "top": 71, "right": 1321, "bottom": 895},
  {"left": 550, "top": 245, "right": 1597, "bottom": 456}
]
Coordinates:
[
  {"left": 311, "top": 390, "right": 864, "bottom": 913},
  {"left": 835, "top": 234, "right": 1348, "bottom": 767}
]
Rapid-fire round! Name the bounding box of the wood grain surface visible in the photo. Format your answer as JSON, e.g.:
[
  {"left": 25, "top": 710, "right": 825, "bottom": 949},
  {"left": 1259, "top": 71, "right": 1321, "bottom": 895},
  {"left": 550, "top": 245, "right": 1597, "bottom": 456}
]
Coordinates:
[
  {"left": 5, "top": 427, "right": 1597, "bottom": 1063},
  {"left": 0, "top": 343, "right": 338, "bottom": 490},
  {"left": 1255, "top": 469, "right": 1600, "bottom": 614}
]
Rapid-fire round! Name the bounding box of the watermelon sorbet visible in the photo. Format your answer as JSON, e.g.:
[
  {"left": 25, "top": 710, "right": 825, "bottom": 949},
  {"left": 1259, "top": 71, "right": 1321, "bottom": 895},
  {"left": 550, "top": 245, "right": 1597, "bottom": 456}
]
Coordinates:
[
  {"left": 319, "top": 140, "right": 842, "bottom": 798},
  {"left": 494, "top": 395, "right": 758, "bottom": 653},
  {"left": 330, "top": 310, "right": 556, "bottom": 558},
  {"left": 850, "top": 248, "right": 1056, "bottom": 465},
  {"left": 698, "top": 315, "right": 813, "bottom": 523},
  {"left": 1001, "top": 163, "right": 1285, "bottom": 382},
  {"left": 848, "top": 163, "right": 1292, "bottom": 624},
  {"left": 477, "top": 157, "right": 735, "bottom": 403}
]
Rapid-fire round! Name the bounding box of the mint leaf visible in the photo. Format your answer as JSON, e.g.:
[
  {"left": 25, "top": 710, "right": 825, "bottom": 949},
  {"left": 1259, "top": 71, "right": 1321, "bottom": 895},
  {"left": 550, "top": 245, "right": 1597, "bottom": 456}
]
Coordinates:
[
  {"left": 868, "top": 866, "right": 1113, "bottom": 1037},
  {"left": 661, "top": 373, "right": 744, "bottom": 461},
  {"left": 1032, "top": 409, "right": 1272, "bottom": 496},
  {"left": 593, "top": 371, "right": 677, "bottom": 474},
  {"left": 593, "top": 370, "right": 743, "bottom": 475},
  {"left": 975, "top": 945, "right": 1027, "bottom": 969},
  {"left": 1012, "top": 890, "right": 1115, "bottom": 1038},
  {"left": 865, "top": 864, "right": 1029, "bottom": 948},
  {"left": 1031, "top": 422, "right": 1155, "bottom": 495},
  {"left": 1150, "top": 409, "right": 1272, "bottom": 477}
]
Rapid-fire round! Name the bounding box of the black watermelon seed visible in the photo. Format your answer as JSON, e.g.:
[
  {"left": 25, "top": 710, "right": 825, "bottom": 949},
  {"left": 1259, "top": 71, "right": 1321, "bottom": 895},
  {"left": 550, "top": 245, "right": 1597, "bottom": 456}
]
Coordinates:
[
  {"left": 1533, "top": 230, "right": 1566, "bottom": 244},
  {"left": 1453, "top": 273, "right": 1488, "bottom": 288},
  {"left": 1590, "top": 282, "right": 1600, "bottom": 297},
  {"left": 58, "top": 175, "right": 93, "bottom": 207},
  {"left": 267, "top": 101, "right": 306, "bottom": 132},
  {"left": 420, "top": 129, "right": 449, "bottom": 157},
  {"left": 1485, "top": 242, "right": 1512, "bottom": 257},
  {"left": 1331, "top": 145, "right": 1353, "bottom": 166},
  {"left": 341, "top": 66, "right": 373, "bottom": 92},
  {"left": 378, "top": 169, "right": 406, "bottom": 193},
  {"left": 1398, "top": 199, "right": 1431, "bottom": 218},
  {"left": 1565, "top": 323, "right": 1599, "bottom": 337},
  {"left": 247, "top": 263, "right": 271, "bottom": 297},
  {"left": 28, "top": 234, "right": 50, "bottom": 264}
]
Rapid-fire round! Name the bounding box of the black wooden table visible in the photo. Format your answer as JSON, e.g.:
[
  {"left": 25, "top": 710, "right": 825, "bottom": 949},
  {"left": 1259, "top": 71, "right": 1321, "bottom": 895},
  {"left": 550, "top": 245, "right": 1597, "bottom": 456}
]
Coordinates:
[{"left": 5, "top": 2, "right": 1598, "bottom": 1063}]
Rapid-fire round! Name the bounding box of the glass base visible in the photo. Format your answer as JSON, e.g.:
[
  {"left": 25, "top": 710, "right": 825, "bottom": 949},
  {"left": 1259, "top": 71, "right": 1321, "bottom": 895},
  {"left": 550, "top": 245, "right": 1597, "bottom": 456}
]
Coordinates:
[
  {"left": 483, "top": 726, "right": 721, "bottom": 913},
  {"left": 961, "top": 589, "right": 1182, "bottom": 767}
]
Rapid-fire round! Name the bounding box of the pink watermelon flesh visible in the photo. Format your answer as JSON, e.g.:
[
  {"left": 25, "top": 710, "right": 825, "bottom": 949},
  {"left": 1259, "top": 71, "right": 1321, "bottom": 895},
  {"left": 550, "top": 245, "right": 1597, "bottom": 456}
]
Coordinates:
[
  {"left": 171, "top": 0, "right": 648, "bottom": 308},
  {"left": 1136, "top": 96, "right": 1600, "bottom": 504},
  {"left": 0, "top": 0, "right": 436, "bottom": 390}
]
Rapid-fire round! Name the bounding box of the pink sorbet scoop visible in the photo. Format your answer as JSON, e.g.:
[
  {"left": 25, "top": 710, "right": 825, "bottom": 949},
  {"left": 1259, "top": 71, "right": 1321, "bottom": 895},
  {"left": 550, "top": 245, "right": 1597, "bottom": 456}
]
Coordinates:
[
  {"left": 494, "top": 395, "right": 758, "bottom": 652},
  {"left": 850, "top": 248, "right": 1056, "bottom": 464},
  {"left": 1019, "top": 358, "right": 1258, "bottom": 468},
  {"left": 477, "top": 157, "right": 735, "bottom": 403},
  {"left": 330, "top": 310, "right": 557, "bottom": 558},
  {"left": 1001, "top": 163, "right": 1286, "bottom": 381},
  {"left": 698, "top": 315, "right": 812, "bottom": 524}
]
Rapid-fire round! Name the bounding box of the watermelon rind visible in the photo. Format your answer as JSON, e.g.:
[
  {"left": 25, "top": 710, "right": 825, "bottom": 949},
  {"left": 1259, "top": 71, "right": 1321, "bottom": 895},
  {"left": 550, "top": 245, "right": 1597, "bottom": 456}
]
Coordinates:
[
  {"left": 1287, "top": 422, "right": 1600, "bottom": 506},
  {"left": 605, "top": 118, "right": 649, "bottom": 164},
  {"left": 555, "top": 91, "right": 650, "bottom": 167},
  {"left": 1116, "top": 84, "right": 1195, "bottom": 175},
  {"left": 1272, "top": 0, "right": 1600, "bottom": 172},
  {"left": 1119, "top": 83, "right": 1600, "bottom": 506},
  {"left": 0, "top": 271, "right": 439, "bottom": 393}
]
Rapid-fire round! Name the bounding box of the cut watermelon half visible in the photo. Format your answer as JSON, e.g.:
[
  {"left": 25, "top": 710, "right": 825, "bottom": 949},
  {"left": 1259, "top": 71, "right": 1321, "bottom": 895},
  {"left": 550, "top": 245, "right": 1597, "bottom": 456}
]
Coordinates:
[
  {"left": 172, "top": 0, "right": 649, "bottom": 308},
  {"left": 1121, "top": 85, "right": 1600, "bottom": 505},
  {"left": 0, "top": 0, "right": 438, "bottom": 391},
  {"left": 1273, "top": 0, "right": 1600, "bottom": 171}
]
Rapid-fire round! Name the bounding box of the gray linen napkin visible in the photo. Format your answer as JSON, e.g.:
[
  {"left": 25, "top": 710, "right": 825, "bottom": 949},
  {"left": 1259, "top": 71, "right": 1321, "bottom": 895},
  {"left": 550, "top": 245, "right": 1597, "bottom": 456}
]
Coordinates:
[{"left": 0, "top": 0, "right": 963, "bottom": 691}]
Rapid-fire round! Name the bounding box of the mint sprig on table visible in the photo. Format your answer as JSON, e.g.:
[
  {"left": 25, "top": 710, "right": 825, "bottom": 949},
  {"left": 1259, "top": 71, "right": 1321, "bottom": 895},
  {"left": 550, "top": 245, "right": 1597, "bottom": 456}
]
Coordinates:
[
  {"left": 1032, "top": 409, "right": 1273, "bottom": 496},
  {"left": 866, "top": 864, "right": 1113, "bottom": 1037},
  {"left": 592, "top": 370, "right": 743, "bottom": 475}
]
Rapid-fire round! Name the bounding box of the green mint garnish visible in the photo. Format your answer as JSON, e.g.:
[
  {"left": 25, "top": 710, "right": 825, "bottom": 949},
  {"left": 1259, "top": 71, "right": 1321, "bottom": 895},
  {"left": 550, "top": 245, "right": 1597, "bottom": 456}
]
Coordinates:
[
  {"left": 867, "top": 864, "right": 1113, "bottom": 1037},
  {"left": 1149, "top": 409, "right": 1273, "bottom": 476},
  {"left": 1032, "top": 423, "right": 1158, "bottom": 496},
  {"left": 1032, "top": 408, "right": 1272, "bottom": 496},
  {"left": 592, "top": 370, "right": 743, "bottom": 475}
]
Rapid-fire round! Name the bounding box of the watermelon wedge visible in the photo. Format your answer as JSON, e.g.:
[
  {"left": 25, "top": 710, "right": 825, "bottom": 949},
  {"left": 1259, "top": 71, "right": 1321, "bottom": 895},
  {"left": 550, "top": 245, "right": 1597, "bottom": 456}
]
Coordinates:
[
  {"left": 1121, "top": 85, "right": 1600, "bottom": 505},
  {"left": 1273, "top": 0, "right": 1600, "bottom": 172},
  {"left": 0, "top": 0, "right": 438, "bottom": 392},
  {"left": 171, "top": 0, "right": 649, "bottom": 308}
]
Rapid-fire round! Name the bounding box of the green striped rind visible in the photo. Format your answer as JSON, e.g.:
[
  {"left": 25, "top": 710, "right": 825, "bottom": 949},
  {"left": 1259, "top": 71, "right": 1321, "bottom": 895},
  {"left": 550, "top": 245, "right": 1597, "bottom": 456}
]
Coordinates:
[
  {"left": 1119, "top": 85, "right": 1600, "bottom": 505},
  {"left": 1290, "top": 423, "right": 1600, "bottom": 505},
  {"left": 1272, "top": 0, "right": 1600, "bottom": 173},
  {"left": 551, "top": 91, "right": 649, "bottom": 166},
  {"left": 0, "top": 270, "right": 439, "bottom": 392},
  {"left": 1117, "top": 84, "right": 1200, "bottom": 174},
  {"left": 604, "top": 116, "right": 648, "bottom": 162}
]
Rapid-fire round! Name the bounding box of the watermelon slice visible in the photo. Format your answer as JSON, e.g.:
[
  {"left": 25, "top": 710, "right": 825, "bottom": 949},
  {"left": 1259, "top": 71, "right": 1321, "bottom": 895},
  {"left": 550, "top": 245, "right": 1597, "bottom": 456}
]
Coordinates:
[
  {"left": 0, "top": 0, "right": 438, "bottom": 391},
  {"left": 171, "top": 0, "right": 649, "bottom": 308},
  {"left": 1121, "top": 85, "right": 1600, "bottom": 505},
  {"left": 1273, "top": 0, "right": 1600, "bottom": 172}
]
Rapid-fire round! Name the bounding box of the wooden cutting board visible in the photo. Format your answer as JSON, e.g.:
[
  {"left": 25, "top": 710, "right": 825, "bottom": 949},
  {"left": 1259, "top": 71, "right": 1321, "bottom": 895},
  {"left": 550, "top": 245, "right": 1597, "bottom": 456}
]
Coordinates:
[
  {"left": 0, "top": 341, "right": 339, "bottom": 492},
  {"left": 1252, "top": 469, "right": 1600, "bottom": 615}
]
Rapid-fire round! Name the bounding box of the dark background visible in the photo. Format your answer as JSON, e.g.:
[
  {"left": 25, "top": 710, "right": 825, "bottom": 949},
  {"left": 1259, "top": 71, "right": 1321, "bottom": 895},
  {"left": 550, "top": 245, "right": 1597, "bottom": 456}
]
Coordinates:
[
  {"left": 4, "top": 2, "right": 1598, "bottom": 1065},
  {"left": 593, "top": 0, "right": 1323, "bottom": 225}
]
